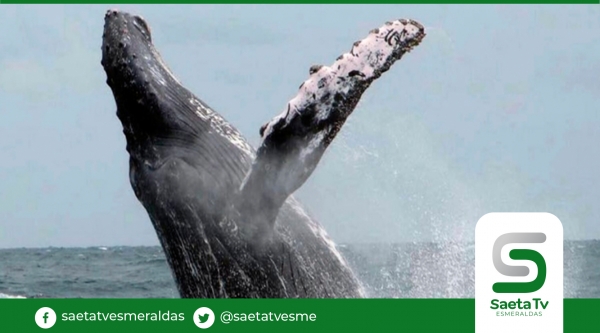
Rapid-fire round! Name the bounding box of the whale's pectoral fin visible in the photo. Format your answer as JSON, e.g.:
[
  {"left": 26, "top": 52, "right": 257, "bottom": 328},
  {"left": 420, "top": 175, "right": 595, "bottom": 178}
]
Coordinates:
[{"left": 236, "top": 20, "right": 426, "bottom": 238}]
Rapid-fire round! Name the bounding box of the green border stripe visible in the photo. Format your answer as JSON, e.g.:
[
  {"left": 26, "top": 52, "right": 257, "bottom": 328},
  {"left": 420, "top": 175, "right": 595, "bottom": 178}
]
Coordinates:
[{"left": 0, "top": 299, "right": 598, "bottom": 332}]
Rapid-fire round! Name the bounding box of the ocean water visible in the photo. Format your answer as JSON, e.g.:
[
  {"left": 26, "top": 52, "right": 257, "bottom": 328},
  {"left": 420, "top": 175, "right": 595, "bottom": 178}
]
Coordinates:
[{"left": 0, "top": 241, "right": 598, "bottom": 298}]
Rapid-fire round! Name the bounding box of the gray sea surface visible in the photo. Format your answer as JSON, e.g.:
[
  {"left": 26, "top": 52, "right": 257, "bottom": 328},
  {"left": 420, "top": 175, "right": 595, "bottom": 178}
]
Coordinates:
[{"left": 0, "top": 241, "right": 597, "bottom": 298}]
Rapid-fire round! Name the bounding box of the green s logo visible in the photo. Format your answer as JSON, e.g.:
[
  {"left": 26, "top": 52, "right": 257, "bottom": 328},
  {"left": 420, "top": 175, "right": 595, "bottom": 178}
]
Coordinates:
[{"left": 492, "top": 233, "right": 546, "bottom": 293}]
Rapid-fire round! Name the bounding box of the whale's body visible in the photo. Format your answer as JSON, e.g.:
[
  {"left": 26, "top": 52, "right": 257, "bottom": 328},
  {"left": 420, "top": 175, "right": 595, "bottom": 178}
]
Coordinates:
[{"left": 101, "top": 10, "right": 424, "bottom": 298}]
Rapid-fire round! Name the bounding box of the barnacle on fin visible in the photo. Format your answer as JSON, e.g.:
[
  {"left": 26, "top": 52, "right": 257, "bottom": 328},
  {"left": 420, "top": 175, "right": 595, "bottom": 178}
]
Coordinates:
[
  {"left": 309, "top": 65, "right": 323, "bottom": 75},
  {"left": 259, "top": 123, "right": 267, "bottom": 136}
]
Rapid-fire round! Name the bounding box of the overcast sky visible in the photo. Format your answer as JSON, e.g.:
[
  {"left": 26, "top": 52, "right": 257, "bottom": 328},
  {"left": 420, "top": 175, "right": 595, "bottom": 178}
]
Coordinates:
[{"left": 1, "top": 5, "right": 599, "bottom": 248}]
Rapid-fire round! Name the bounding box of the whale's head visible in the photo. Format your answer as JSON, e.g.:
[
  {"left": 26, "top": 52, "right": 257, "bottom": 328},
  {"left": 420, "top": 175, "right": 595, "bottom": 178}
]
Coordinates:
[
  {"left": 102, "top": 9, "right": 155, "bottom": 94},
  {"left": 103, "top": 9, "right": 152, "bottom": 45},
  {"left": 101, "top": 9, "right": 253, "bottom": 220},
  {"left": 101, "top": 9, "right": 192, "bottom": 162}
]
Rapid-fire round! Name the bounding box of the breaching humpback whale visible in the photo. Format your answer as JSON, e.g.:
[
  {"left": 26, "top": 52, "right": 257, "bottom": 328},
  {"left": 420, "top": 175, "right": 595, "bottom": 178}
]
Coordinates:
[{"left": 101, "top": 9, "right": 425, "bottom": 298}]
